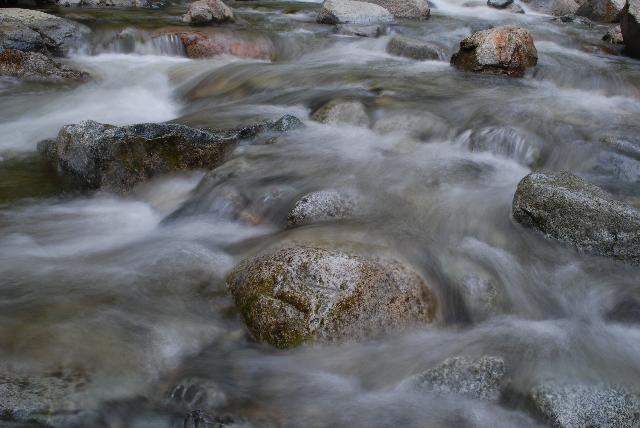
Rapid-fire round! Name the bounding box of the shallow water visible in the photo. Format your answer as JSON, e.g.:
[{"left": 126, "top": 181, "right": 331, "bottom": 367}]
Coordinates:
[{"left": 1, "top": 0, "right": 640, "bottom": 427}]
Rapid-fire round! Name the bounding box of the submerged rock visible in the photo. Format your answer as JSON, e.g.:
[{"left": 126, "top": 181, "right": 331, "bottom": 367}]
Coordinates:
[
  {"left": 512, "top": 171, "right": 640, "bottom": 264},
  {"left": 164, "top": 31, "right": 276, "bottom": 60},
  {"left": 529, "top": 384, "right": 640, "bottom": 428},
  {"left": 600, "top": 135, "right": 640, "bottom": 161},
  {"left": 386, "top": 35, "right": 443, "bottom": 60},
  {"left": 0, "top": 8, "right": 89, "bottom": 55},
  {"left": 311, "top": 99, "right": 370, "bottom": 126},
  {"left": 226, "top": 246, "right": 437, "bottom": 348},
  {"left": 373, "top": 110, "right": 449, "bottom": 140},
  {"left": 316, "top": 0, "right": 394, "bottom": 25},
  {"left": 0, "top": 49, "right": 89, "bottom": 82},
  {"left": 41, "top": 115, "right": 301, "bottom": 193},
  {"left": 182, "top": 0, "right": 235, "bottom": 25},
  {"left": 621, "top": 0, "right": 640, "bottom": 58},
  {"left": 335, "top": 23, "right": 387, "bottom": 37},
  {"left": 363, "top": 0, "right": 430, "bottom": 18},
  {"left": 576, "top": 0, "right": 625, "bottom": 22},
  {"left": 603, "top": 24, "right": 624, "bottom": 42},
  {"left": 462, "top": 126, "right": 543, "bottom": 167},
  {"left": 409, "top": 356, "right": 506, "bottom": 401},
  {"left": 451, "top": 26, "right": 538, "bottom": 77},
  {"left": 287, "top": 190, "right": 359, "bottom": 227}
]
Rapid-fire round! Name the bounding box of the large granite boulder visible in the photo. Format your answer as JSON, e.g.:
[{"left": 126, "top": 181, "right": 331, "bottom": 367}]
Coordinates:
[
  {"left": 529, "top": 384, "right": 640, "bottom": 428},
  {"left": 316, "top": 0, "right": 394, "bottom": 25},
  {"left": 363, "top": 0, "right": 430, "bottom": 18},
  {"left": 40, "top": 115, "right": 301, "bottom": 193},
  {"left": 226, "top": 246, "right": 438, "bottom": 348},
  {"left": 512, "top": 171, "right": 640, "bottom": 264},
  {"left": 0, "top": 8, "right": 90, "bottom": 55},
  {"left": 576, "top": 0, "right": 625, "bottom": 21},
  {"left": 0, "top": 49, "right": 89, "bottom": 82},
  {"left": 182, "top": 0, "right": 235, "bottom": 25},
  {"left": 451, "top": 26, "right": 538, "bottom": 77},
  {"left": 621, "top": 0, "right": 640, "bottom": 58}
]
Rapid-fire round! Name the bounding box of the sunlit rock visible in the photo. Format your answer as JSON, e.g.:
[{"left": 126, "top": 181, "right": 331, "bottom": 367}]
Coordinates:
[
  {"left": 316, "top": 0, "right": 394, "bottom": 25},
  {"left": 226, "top": 246, "right": 438, "bottom": 348},
  {"left": 512, "top": 171, "right": 640, "bottom": 264},
  {"left": 364, "top": 0, "right": 430, "bottom": 19},
  {"left": 451, "top": 26, "right": 538, "bottom": 77}
]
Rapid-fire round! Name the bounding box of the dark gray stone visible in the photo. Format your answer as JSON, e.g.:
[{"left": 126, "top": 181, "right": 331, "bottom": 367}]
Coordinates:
[
  {"left": 576, "top": 0, "right": 625, "bottom": 22},
  {"left": 621, "top": 0, "right": 640, "bottom": 58},
  {"left": 512, "top": 171, "right": 640, "bottom": 264},
  {"left": 487, "top": 0, "right": 514, "bottom": 8}
]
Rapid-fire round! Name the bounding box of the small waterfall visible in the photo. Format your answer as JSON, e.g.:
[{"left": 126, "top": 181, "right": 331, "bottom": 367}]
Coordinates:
[{"left": 93, "top": 28, "right": 186, "bottom": 57}]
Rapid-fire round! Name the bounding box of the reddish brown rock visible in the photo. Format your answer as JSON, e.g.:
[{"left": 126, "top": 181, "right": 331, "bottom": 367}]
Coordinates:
[
  {"left": 451, "top": 26, "right": 538, "bottom": 77},
  {"left": 157, "top": 31, "right": 275, "bottom": 60}
]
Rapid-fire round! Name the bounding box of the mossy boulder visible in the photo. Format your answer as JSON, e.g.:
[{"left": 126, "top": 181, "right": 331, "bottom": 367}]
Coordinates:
[{"left": 226, "top": 246, "right": 437, "bottom": 348}]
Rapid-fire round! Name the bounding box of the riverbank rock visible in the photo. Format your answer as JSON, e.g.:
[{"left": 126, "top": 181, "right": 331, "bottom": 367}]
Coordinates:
[
  {"left": 316, "top": 0, "right": 394, "bottom": 25},
  {"left": 182, "top": 0, "right": 235, "bottom": 25},
  {"left": 311, "top": 99, "right": 370, "bottom": 126},
  {"left": 287, "top": 190, "right": 359, "bottom": 227},
  {"left": 0, "top": 8, "right": 89, "bottom": 55},
  {"left": 363, "top": 0, "right": 430, "bottom": 18},
  {"left": 0, "top": 49, "right": 89, "bottom": 82},
  {"left": 450, "top": 26, "right": 538, "bottom": 77},
  {"left": 576, "top": 0, "right": 625, "bottom": 21},
  {"left": 621, "top": 0, "right": 640, "bottom": 58},
  {"left": 41, "top": 115, "right": 301, "bottom": 192},
  {"left": 226, "top": 246, "right": 437, "bottom": 348},
  {"left": 529, "top": 384, "right": 640, "bottom": 428},
  {"left": 386, "top": 35, "right": 443, "bottom": 60},
  {"left": 409, "top": 356, "right": 506, "bottom": 401},
  {"left": 603, "top": 24, "right": 624, "bottom": 42},
  {"left": 512, "top": 171, "right": 640, "bottom": 264},
  {"left": 164, "top": 31, "right": 275, "bottom": 60}
]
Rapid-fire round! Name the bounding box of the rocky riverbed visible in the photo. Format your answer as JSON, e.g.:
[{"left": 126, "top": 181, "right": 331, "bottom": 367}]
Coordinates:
[{"left": 1, "top": 0, "right": 640, "bottom": 427}]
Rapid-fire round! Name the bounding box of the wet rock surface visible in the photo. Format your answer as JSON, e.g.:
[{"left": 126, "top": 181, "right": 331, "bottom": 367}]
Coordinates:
[
  {"left": 182, "top": 0, "right": 236, "bottom": 25},
  {"left": 551, "top": 0, "right": 583, "bottom": 15},
  {"left": 316, "top": 0, "right": 394, "bottom": 25},
  {"left": 0, "top": 49, "right": 89, "bottom": 82},
  {"left": 287, "top": 190, "right": 360, "bottom": 227},
  {"left": 512, "top": 171, "right": 640, "bottom": 264},
  {"left": 164, "top": 30, "right": 276, "bottom": 60},
  {"left": 409, "top": 356, "right": 506, "bottom": 401},
  {"left": 386, "top": 35, "right": 443, "bottom": 60},
  {"left": 451, "top": 26, "right": 538, "bottom": 77},
  {"left": 363, "top": 0, "right": 430, "bottom": 19},
  {"left": 226, "top": 246, "right": 438, "bottom": 348},
  {"left": 529, "top": 384, "right": 640, "bottom": 428}
]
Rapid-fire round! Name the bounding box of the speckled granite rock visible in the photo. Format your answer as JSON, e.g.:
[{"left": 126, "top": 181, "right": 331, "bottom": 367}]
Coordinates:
[
  {"left": 529, "top": 384, "right": 640, "bottom": 428},
  {"left": 576, "top": 0, "right": 625, "bottom": 22},
  {"left": 287, "top": 190, "right": 359, "bottom": 227},
  {"left": 226, "top": 246, "right": 437, "bottom": 348},
  {"left": 182, "top": 0, "right": 235, "bottom": 25},
  {"left": 311, "top": 100, "right": 370, "bottom": 126},
  {"left": 316, "top": 0, "right": 394, "bottom": 25},
  {"left": 409, "top": 356, "right": 506, "bottom": 401},
  {"left": 364, "top": 0, "right": 430, "bottom": 18},
  {"left": 0, "top": 49, "right": 89, "bottom": 82},
  {"left": 512, "top": 171, "right": 640, "bottom": 264},
  {"left": 386, "top": 36, "right": 443, "bottom": 60},
  {"left": 0, "top": 8, "right": 89, "bottom": 55},
  {"left": 451, "top": 26, "right": 538, "bottom": 77},
  {"left": 550, "top": 0, "right": 582, "bottom": 15}
]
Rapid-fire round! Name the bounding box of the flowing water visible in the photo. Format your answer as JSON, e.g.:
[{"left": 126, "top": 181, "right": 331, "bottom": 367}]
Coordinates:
[{"left": 1, "top": 1, "right": 640, "bottom": 427}]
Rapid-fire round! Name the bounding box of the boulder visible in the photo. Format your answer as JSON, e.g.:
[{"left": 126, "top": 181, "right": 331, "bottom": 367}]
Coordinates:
[
  {"left": 576, "top": 0, "right": 625, "bottom": 21},
  {"left": 512, "top": 171, "right": 640, "bottom": 264},
  {"left": 487, "top": 0, "right": 514, "bottom": 8},
  {"left": 529, "top": 384, "right": 640, "bottom": 428},
  {"left": 363, "top": 0, "right": 430, "bottom": 18},
  {"left": 182, "top": 0, "right": 235, "bottom": 25},
  {"left": 408, "top": 356, "right": 506, "bottom": 401},
  {"left": 386, "top": 35, "right": 443, "bottom": 60},
  {"left": 603, "top": 24, "right": 624, "bottom": 42},
  {"left": 550, "top": 0, "right": 582, "bottom": 15},
  {"left": 56, "top": 0, "right": 163, "bottom": 7},
  {"left": 335, "top": 23, "right": 387, "bottom": 37},
  {"left": 621, "top": 0, "right": 640, "bottom": 58},
  {"left": 226, "top": 246, "right": 437, "bottom": 348},
  {"left": 41, "top": 115, "right": 301, "bottom": 193},
  {"left": 311, "top": 99, "right": 370, "bottom": 126},
  {"left": 287, "top": 190, "right": 359, "bottom": 227},
  {"left": 164, "top": 31, "right": 276, "bottom": 60},
  {"left": 0, "top": 8, "right": 90, "bottom": 55},
  {"left": 316, "top": 0, "right": 394, "bottom": 25},
  {"left": 451, "top": 26, "right": 538, "bottom": 77},
  {"left": 0, "top": 48, "right": 89, "bottom": 82}
]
